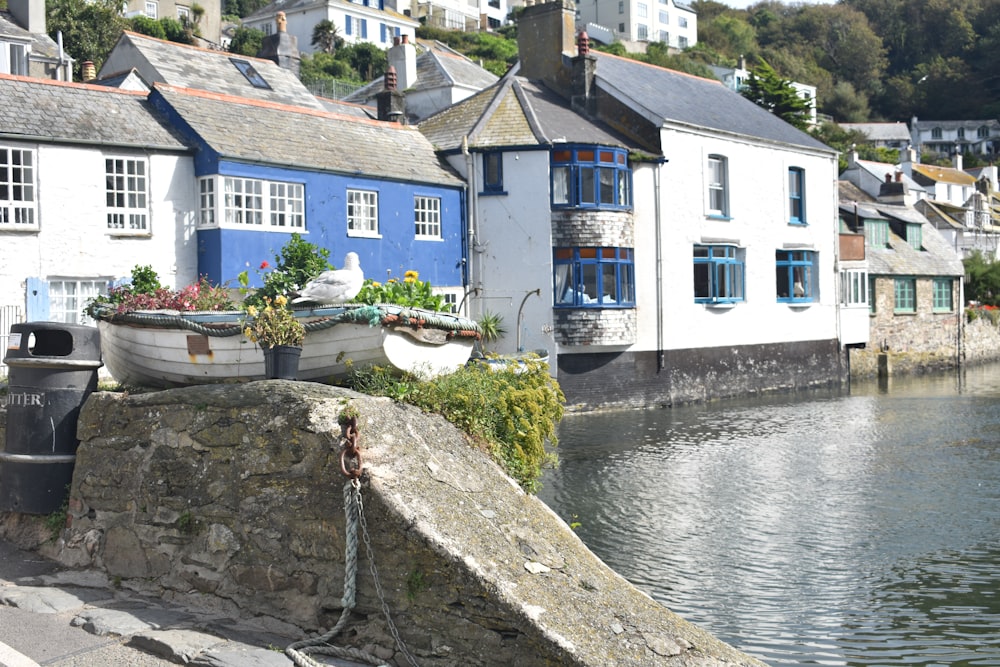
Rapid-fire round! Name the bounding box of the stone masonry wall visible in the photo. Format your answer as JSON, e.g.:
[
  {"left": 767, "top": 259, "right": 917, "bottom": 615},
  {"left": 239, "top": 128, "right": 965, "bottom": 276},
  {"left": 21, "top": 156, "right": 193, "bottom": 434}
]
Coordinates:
[
  {"left": 554, "top": 308, "right": 637, "bottom": 346},
  {"left": 38, "top": 382, "right": 763, "bottom": 667}
]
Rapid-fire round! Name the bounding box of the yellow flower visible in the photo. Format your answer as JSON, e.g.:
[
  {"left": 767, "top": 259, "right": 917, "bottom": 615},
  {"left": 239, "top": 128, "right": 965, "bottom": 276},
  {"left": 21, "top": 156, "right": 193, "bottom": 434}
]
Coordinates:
[
  {"left": 274, "top": 294, "right": 288, "bottom": 307},
  {"left": 246, "top": 306, "right": 258, "bottom": 318},
  {"left": 404, "top": 270, "right": 419, "bottom": 280}
]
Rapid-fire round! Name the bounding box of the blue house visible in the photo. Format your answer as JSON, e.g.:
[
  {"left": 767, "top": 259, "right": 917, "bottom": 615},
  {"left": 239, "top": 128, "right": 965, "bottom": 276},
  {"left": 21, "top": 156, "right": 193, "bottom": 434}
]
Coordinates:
[{"left": 148, "top": 83, "right": 467, "bottom": 297}]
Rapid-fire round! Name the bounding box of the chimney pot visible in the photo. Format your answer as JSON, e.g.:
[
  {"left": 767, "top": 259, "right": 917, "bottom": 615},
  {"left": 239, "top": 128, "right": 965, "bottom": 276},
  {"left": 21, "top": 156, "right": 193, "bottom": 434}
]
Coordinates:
[
  {"left": 885, "top": 173, "right": 891, "bottom": 183},
  {"left": 402, "top": 34, "right": 409, "bottom": 44},
  {"left": 896, "top": 171, "right": 902, "bottom": 182},
  {"left": 276, "top": 11, "right": 286, "bottom": 32},
  {"left": 577, "top": 30, "right": 590, "bottom": 56},
  {"left": 82, "top": 61, "right": 96, "bottom": 82},
  {"left": 385, "top": 65, "right": 397, "bottom": 91}
]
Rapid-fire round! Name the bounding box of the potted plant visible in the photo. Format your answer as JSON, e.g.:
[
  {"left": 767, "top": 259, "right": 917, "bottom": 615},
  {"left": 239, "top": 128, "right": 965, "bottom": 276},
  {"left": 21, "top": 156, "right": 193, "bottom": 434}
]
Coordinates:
[{"left": 243, "top": 295, "right": 306, "bottom": 379}]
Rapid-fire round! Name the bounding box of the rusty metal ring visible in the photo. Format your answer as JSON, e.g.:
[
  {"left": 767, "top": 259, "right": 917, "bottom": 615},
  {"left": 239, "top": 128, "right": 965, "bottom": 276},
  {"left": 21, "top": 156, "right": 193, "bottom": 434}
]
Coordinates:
[{"left": 340, "top": 447, "right": 363, "bottom": 479}]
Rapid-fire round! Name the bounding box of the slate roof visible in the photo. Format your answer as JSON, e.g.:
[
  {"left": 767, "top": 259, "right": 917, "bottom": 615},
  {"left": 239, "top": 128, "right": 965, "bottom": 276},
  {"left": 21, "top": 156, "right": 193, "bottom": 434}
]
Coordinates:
[
  {"left": 592, "top": 52, "right": 834, "bottom": 154},
  {"left": 840, "top": 122, "right": 911, "bottom": 143},
  {"left": 842, "top": 157, "right": 927, "bottom": 196},
  {"left": 0, "top": 75, "right": 188, "bottom": 151},
  {"left": 153, "top": 84, "right": 463, "bottom": 187},
  {"left": 99, "top": 32, "right": 323, "bottom": 110},
  {"left": 419, "top": 66, "right": 646, "bottom": 154},
  {"left": 0, "top": 10, "right": 61, "bottom": 60},
  {"left": 838, "top": 181, "right": 963, "bottom": 277}
]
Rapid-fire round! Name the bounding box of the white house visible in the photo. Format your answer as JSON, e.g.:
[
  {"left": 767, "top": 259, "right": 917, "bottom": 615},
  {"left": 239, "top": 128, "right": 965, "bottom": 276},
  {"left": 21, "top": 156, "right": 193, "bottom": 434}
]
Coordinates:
[
  {"left": 421, "top": 0, "right": 841, "bottom": 410},
  {"left": 242, "top": 0, "right": 418, "bottom": 55},
  {"left": 910, "top": 116, "right": 1000, "bottom": 159},
  {"left": 576, "top": 0, "right": 696, "bottom": 51},
  {"left": 0, "top": 75, "right": 197, "bottom": 334}
]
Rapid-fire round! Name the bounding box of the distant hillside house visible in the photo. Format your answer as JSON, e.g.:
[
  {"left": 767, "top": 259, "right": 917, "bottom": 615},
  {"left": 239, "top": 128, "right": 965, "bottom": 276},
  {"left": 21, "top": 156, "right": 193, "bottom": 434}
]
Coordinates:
[
  {"left": 910, "top": 116, "right": 1000, "bottom": 159},
  {"left": 242, "top": 0, "right": 417, "bottom": 55},
  {"left": 576, "top": 0, "right": 696, "bottom": 52},
  {"left": 121, "top": 0, "right": 223, "bottom": 47},
  {"left": 840, "top": 122, "right": 911, "bottom": 150},
  {"left": 0, "top": 0, "right": 72, "bottom": 81}
]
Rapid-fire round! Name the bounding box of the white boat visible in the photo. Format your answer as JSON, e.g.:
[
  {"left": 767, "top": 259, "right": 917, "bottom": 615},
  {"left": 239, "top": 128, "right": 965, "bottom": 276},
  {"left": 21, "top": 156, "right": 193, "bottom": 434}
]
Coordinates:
[{"left": 90, "top": 304, "right": 481, "bottom": 388}]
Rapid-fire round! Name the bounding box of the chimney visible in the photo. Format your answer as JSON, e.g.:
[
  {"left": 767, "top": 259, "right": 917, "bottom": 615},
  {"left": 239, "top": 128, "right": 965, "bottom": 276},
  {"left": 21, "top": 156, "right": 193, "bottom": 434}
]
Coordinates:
[
  {"left": 878, "top": 178, "right": 909, "bottom": 204},
  {"left": 7, "top": 0, "right": 45, "bottom": 34},
  {"left": 900, "top": 145, "right": 917, "bottom": 179},
  {"left": 517, "top": 0, "right": 576, "bottom": 84},
  {"left": 256, "top": 11, "right": 301, "bottom": 76},
  {"left": 376, "top": 66, "right": 406, "bottom": 123},
  {"left": 387, "top": 33, "right": 417, "bottom": 91},
  {"left": 954, "top": 153, "right": 963, "bottom": 171},
  {"left": 884, "top": 173, "right": 892, "bottom": 183},
  {"left": 571, "top": 30, "right": 597, "bottom": 115},
  {"left": 82, "top": 61, "right": 96, "bottom": 82}
]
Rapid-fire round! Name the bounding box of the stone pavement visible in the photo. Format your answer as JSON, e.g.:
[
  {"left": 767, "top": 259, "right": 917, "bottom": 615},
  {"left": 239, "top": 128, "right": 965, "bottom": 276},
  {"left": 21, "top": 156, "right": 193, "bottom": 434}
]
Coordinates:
[{"left": 0, "top": 539, "right": 369, "bottom": 667}]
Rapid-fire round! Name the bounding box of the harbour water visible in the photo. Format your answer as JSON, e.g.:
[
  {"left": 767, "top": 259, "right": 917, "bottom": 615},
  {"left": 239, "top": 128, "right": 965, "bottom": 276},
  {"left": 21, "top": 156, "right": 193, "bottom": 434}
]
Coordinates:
[{"left": 538, "top": 365, "right": 1000, "bottom": 666}]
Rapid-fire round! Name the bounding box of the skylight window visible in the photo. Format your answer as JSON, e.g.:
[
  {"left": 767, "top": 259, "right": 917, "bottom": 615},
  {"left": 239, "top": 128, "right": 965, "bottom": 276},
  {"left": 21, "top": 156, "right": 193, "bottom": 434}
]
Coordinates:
[{"left": 230, "top": 58, "right": 272, "bottom": 90}]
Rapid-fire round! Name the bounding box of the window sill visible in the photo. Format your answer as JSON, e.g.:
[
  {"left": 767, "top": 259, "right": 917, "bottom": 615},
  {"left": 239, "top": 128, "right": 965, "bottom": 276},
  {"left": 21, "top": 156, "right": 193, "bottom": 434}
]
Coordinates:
[
  {"left": 347, "top": 231, "right": 382, "bottom": 239},
  {"left": 480, "top": 190, "right": 508, "bottom": 197},
  {"left": 788, "top": 220, "right": 808, "bottom": 226},
  {"left": 698, "top": 301, "right": 738, "bottom": 309},
  {"left": 415, "top": 235, "right": 443, "bottom": 242},
  {"left": 706, "top": 214, "right": 732, "bottom": 221},
  {"left": 0, "top": 225, "right": 40, "bottom": 233},
  {"left": 107, "top": 230, "right": 152, "bottom": 238},
  {"left": 780, "top": 300, "right": 814, "bottom": 308}
]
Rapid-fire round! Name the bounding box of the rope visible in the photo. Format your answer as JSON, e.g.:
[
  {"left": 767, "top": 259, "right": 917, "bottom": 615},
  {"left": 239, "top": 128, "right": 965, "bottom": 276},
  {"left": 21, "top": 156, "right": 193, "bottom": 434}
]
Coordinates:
[
  {"left": 285, "top": 481, "right": 389, "bottom": 667},
  {"left": 89, "top": 304, "right": 482, "bottom": 339}
]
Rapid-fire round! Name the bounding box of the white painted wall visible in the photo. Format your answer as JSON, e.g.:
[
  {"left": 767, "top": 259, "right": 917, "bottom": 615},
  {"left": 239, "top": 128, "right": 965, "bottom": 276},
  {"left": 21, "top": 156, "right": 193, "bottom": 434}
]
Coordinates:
[
  {"left": 632, "top": 131, "right": 840, "bottom": 353},
  {"left": 448, "top": 148, "right": 556, "bottom": 357},
  {"left": 0, "top": 142, "right": 198, "bottom": 321}
]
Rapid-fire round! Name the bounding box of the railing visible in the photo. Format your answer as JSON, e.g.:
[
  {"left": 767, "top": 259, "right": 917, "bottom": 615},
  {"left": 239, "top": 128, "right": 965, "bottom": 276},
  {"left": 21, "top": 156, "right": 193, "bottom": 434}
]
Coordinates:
[{"left": 0, "top": 304, "right": 24, "bottom": 378}]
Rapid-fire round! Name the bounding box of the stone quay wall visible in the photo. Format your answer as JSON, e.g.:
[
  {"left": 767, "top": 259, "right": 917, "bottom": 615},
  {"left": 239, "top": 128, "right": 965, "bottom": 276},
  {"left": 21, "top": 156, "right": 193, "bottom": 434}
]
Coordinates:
[{"left": 2, "top": 382, "right": 764, "bottom": 667}]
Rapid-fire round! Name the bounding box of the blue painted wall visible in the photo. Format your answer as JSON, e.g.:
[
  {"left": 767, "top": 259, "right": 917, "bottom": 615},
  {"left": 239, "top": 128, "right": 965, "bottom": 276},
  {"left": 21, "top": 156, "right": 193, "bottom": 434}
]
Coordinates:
[
  {"left": 148, "top": 88, "right": 466, "bottom": 292},
  {"left": 199, "top": 160, "right": 466, "bottom": 291}
]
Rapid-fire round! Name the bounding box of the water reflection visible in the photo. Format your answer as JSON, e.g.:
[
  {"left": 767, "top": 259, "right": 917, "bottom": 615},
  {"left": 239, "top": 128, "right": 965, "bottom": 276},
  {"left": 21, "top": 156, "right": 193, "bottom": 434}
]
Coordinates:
[{"left": 539, "top": 365, "right": 1000, "bottom": 666}]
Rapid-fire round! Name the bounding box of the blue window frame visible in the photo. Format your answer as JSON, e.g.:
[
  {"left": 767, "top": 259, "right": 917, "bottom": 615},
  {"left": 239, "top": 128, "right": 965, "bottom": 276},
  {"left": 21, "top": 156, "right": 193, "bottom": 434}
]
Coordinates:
[
  {"left": 483, "top": 151, "right": 504, "bottom": 194},
  {"left": 707, "top": 154, "right": 729, "bottom": 218},
  {"left": 693, "top": 245, "right": 744, "bottom": 304},
  {"left": 554, "top": 247, "right": 635, "bottom": 307},
  {"left": 776, "top": 249, "right": 816, "bottom": 302},
  {"left": 551, "top": 146, "right": 631, "bottom": 210},
  {"left": 788, "top": 167, "right": 805, "bottom": 224}
]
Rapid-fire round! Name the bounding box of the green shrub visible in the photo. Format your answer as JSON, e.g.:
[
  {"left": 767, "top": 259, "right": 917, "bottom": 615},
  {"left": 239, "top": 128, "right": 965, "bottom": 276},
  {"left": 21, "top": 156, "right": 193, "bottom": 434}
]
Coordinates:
[
  {"left": 352, "top": 270, "right": 447, "bottom": 312},
  {"left": 344, "top": 359, "right": 563, "bottom": 491}
]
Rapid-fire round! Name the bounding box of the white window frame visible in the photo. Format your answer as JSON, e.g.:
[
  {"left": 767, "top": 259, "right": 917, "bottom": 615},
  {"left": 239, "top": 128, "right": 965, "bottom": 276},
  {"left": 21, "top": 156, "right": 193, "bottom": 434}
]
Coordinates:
[
  {"left": 0, "top": 41, "right": 29, "bottom": 76},
  {"left": 177, "top": 5, "right": 190, "bottom": 20},
  {"left": 199, "top": 177, "right": 215, "bottom": 226},
  {"left": 414, "top": 195, "right": 441, "bottom": 239},
  {"left": 49, "top": 278, "right": 110, "bottom": 326},
  {"left": 706, "top": 154, "right": 729, "bottom": 218},
  {"left": 0, "top": 146, "right": 37, "bottom": 229},
  {"left": 840, "top": 269, "right": 868, "bottom": 306},
  {"left": 105, "top": 157, "right": 149, "bottom": 235},
  {"left": 269, "top": 181, "right": 304, "bottom": 229},
  {"left": 145, "top": 0, "right": 158, "bottom": 18},
  {"left": 347, "top": 189, "right": 379, "bottom": 237}
]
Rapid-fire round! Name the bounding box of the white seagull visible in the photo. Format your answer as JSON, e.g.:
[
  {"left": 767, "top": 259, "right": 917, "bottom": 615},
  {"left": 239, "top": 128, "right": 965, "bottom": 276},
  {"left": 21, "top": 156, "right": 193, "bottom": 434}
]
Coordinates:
[{"left": 292, "top": 252, "right": 364, "bottom": 304}]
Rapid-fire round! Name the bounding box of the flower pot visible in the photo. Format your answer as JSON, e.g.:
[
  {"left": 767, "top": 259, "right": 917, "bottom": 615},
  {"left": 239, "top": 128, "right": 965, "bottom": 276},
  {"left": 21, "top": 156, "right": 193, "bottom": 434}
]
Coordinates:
[{"left": 263, "top": 345, "right": 302, "bottom": 380}]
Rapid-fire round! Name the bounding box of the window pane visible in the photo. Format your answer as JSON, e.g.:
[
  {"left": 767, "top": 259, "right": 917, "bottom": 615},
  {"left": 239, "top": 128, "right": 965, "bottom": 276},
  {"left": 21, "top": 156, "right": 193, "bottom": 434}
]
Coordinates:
[
  {"left": 580, "top": 167, "right": 596, "bottom": 204},
  {"left": 552, "top": 166, "right": 570, "bottom": 204},
  {"left": 599, "top": 168, "right": 615, "bottom": 204}
]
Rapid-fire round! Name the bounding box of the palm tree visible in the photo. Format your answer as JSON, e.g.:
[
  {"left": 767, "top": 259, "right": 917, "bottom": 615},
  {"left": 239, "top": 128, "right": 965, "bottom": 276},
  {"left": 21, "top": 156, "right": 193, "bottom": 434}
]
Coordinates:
[{"left": 311, "top": 19, "right": 343, "bottom": 55}]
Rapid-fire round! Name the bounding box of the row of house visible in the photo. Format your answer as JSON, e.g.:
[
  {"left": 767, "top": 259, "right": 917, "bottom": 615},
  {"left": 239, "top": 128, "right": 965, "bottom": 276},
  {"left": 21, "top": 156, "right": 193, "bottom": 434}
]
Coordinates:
[{"left": 0, "top": 0, "right": 983, "bottom": 410}]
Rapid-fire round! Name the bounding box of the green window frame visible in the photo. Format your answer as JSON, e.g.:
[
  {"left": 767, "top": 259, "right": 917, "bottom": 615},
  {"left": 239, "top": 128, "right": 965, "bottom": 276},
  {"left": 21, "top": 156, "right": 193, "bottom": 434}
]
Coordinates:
[
  {"left": 932, "top": 278, "right": 953, "bottom": 312},
  {"left": 865, "top": 220, "right": 889, "bottom": 248},
  {"left": 894, "top": 278, "right": 916, "bottom": 313},
  {"left": 906, "top": 223, "right": 922, "bottom": 250}
]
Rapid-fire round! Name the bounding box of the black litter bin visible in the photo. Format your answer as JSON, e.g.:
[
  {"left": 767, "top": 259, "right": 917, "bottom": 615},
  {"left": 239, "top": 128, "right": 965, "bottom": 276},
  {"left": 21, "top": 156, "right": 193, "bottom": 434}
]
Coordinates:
[{"left": 1, "top": 322, "right": 102, "bottom": 514}]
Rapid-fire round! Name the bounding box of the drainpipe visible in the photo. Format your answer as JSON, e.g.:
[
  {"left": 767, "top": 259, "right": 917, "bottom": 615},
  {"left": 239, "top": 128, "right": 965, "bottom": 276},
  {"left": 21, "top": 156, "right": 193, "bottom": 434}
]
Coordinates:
[
  {"left": 462, "top": 136, "right": 479, "bottom": 317},
  {"left": 654, "top": 160, "right": 664, "bottom": 371}
]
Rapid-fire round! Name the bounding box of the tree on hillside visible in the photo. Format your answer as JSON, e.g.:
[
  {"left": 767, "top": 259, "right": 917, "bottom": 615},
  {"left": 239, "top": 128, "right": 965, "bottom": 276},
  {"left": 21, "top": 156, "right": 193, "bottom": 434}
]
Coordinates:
[
  {"left": 228, "top": 26, "right": 264, "bottom": 57},
  {"left": 741, "top": 58, "right": 812, "bottom": 130},
  {"left": 311, "top": 20, "right": 344, "bottom": 55},
  {"left": 47, "top": 0, "right": 126, "bottom": 80}
]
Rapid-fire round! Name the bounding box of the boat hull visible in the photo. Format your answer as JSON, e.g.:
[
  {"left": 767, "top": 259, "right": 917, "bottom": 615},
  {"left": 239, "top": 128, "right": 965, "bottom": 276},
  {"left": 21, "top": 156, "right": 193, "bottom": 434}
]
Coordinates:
[{"left": 94, "top": 306, "right": 479, "bottom": 389}]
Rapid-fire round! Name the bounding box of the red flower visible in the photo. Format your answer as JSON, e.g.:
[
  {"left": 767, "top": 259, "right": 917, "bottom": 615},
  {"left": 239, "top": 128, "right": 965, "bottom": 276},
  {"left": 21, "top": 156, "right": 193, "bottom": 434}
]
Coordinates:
[{"left": 260, "top": 261, "right": 270, "bottom": 269}]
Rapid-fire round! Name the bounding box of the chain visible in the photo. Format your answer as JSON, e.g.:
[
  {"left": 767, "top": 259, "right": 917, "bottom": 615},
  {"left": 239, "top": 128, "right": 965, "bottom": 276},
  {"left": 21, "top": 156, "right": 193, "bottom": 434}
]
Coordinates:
[{"left": 356, "top": 485, "right": 421, "bottom": 667}]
